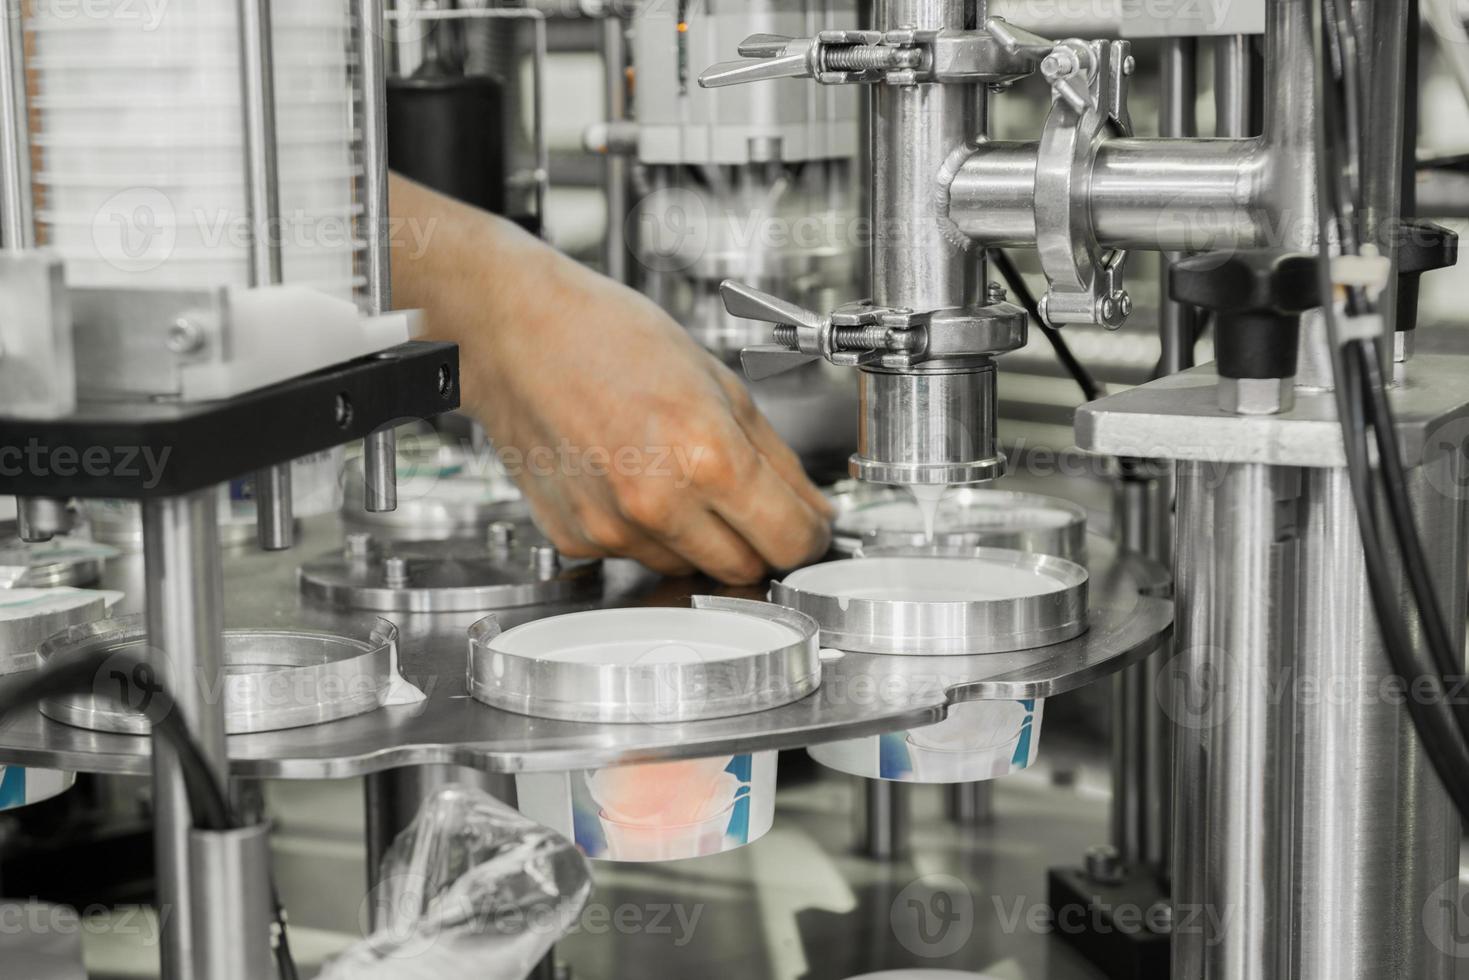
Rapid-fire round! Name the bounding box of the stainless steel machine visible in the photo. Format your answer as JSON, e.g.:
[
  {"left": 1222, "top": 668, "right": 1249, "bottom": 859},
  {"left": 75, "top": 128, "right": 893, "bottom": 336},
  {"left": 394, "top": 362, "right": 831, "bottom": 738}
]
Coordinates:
[{"left": 0, "top": 0, "right": 1465, "bottom": 978}]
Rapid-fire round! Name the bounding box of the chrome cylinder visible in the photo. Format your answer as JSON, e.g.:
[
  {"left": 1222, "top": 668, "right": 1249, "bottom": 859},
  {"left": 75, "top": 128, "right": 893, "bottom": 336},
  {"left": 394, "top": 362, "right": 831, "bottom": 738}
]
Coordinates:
[
  {"left": 1171, "top": 462, "right": 1299, "bottom": 980},
  {"left": 144, "top": 491, "right": 229, "bottom": 980},
  {"left": 356, "top": 0, "right": 393, "bottom": 314},
  {"left": 871, "top": 0, "right": 976, "bottom": 311},
  {"left": 1288, "top": 462, "right": 1462, "bottom": 979},
  {"left": 851, "top": 362, "right": 1003, "bottom": 486},
  {"left": 189, "top": 823, "right": 274, "bottom": 980},
  {"left": 945, "top": 781, "right": 994, "bottom": 826},
  {"left": 0, "top": 0, "right": 32, "bottom": 250},
  {"left": 1159, "top": 37, "right": 1199, "bottom": 376},
  {"left": 236, "top": 0, "right": 284, "bottom": 288},
  {"left": 364, "top": 428, "right": 399, "bottom": 513},
  {"left": 254, "top": 464, "right": 294, "bottom": 551},
  {"left": 1215, "top": 35, "right": 1255, "bottom": 138},
  {"left": 857, "top": 778, "right": 910, "bottom": 860}
]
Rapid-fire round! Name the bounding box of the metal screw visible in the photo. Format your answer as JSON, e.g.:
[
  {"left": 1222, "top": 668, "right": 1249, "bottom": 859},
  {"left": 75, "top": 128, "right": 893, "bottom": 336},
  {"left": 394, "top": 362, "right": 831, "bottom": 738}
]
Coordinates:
[
  {"left": 345, "top": 532, "right": 375, "bottom": 559},
  {"left": 488, "top": 521, "right": 516, "bottom": 555},
  {"left": 383, "top": 557, "right": 409, "bottom": 588},
  {"left": 1119, "top": 292, "right": 1133, "bottom": 318},
  {"left": 1100, "top": 297, "right": 1117, "bottom": 322},
  {"left": 824, "top": 43, "right": 921, "bottom": 72},
  {"left": 334, "top": 393, "right": 354, "bottom": 429},
  {"left": 1041, "top": 48, "right": 1078, "bottom": 81},
  {"left": 1084, "top": 844, "right": 1125, "bottom": 886},
  {"left": 1122, "top": 55, "right": 1137, "bottom": 76},
  {"left": 437, "top": 364, "right": 453, "bottom": 398},
  {"left": 986, "top": 282, "right": 1007, "bottom": 304},
  {"left": 531, "top": 544, "right": 560, "bottom": 579},
  {"left": 166, "top": 318, "right": 205, "bottom": 354},
  {"left": 1036, "top": 294, "right": 1051, "bottom": 326}
]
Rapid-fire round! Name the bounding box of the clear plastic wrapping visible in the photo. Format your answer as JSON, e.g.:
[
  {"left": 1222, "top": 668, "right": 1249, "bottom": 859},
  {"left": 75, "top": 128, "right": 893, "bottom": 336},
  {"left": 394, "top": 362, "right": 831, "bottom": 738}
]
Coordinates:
[{"left": 319, "top": 786, "right": 592, "bottom": 980}]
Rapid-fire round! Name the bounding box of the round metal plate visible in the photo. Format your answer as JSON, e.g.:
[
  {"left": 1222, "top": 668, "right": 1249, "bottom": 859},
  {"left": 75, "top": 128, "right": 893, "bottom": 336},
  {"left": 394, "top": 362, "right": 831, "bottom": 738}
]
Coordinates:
[
  {"left": 0, "top": 525, "right": 114, "bottom": 588},
  {"left": 298, "top": 534, "right": 602, "bottom": 612},
  {"left": 0, "top": 590, "right": 111, "bottom": 674},
  {"left": 826, "top": 483, "right": 1088, "bottom": 560},
  {"left": 771, "top": 549, "right": 1090, "bottom": 655},
  {"left": 468, "top": 597, "right": 822, "bottom": 724},
  {"left": 38, "top": 616, "right": 397, "bottom": 736}
]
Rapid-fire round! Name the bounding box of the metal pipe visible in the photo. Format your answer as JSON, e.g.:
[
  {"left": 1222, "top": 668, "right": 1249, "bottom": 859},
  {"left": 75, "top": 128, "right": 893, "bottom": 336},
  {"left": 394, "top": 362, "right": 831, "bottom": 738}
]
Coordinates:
[
  {"left": 871, "top": 0, "right": 975, "bottom": 311},
  {"left": 945, "top": 782, "right": 994, "bottom": 825},
  {"left": 254, "top": 463, "right": 294, "bottom": 550},
  {"left": 857, "top": 779, "right": 909, "bottom": 861},
  {"left": 949, "top": 138, "right": 1270, "bottom": 252},
  {"left": 15, "top": 496, "right": 68, "bottom": 544},
  {"left": 1215, "top": 35, "right": 1254, "bottom": 138},
  {"left": 189, "top": 824, "right": 274, "bottom": 980},
  {"left": 364, "top": 428, "right": 399, "bottom": 513},
  {"left": 1288, "top": 464, "right": 1462, "bottom": 979},
  {"left": 1109, "top": 471, "right": 1170, "bottom": 873},
  {"left": 1158, "top": 36, "right": 1199, "bottom": 376},
  {"left": 1171, "top": 462, "right": 1299, "bottom": 980},
  {"left": 357, "top": 0, "right": 393, "bottom": 315},
  {"left": 144, "top": 491, "right": 228, "bottom": 980},
  {"left": 0, "top": 0, "right": 33, "bottom": 250},
  {"left": 236, "top": 0, "right": 283, "bottom": 288},
  {"left": 601, "top": 15, "right": 630, "bottom": 283}
]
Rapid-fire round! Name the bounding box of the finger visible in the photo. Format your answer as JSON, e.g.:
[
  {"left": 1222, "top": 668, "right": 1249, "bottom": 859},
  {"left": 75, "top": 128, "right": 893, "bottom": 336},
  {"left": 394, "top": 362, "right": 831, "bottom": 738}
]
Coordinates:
[
  {"left": 621, "top": 538, "right": 698, "bottom": 578},
  {"left": 649, "top": 501, "right": 768, "bottom": 585},
  {"left": 708, "top": 454, "right": 830, "bottom": 571},
  {"left": 734, "top": 400, "right": 836, "bottom": 520}
]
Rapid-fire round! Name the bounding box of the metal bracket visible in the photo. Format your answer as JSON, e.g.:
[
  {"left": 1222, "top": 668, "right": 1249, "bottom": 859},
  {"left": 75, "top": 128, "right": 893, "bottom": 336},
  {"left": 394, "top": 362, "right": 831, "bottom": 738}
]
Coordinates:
[{"left": 1034, "top": 38, "right": 1135, "bottom": 329}]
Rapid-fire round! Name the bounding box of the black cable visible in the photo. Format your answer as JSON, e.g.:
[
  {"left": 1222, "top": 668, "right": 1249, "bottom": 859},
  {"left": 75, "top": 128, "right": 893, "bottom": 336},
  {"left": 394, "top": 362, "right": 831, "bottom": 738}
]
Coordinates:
[
  {"left": 0, "top": 651, "right": 299, "bottom": 978},
  {"left": 993, "top": 249, "right": 1103, "bottom": 403}
]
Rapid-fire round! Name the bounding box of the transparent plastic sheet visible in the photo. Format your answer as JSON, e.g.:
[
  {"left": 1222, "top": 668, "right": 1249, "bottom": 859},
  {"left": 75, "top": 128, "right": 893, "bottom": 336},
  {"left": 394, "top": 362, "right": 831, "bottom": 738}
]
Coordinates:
[{"left": 319, "top": 786, "right": 592, "bottom": 980}]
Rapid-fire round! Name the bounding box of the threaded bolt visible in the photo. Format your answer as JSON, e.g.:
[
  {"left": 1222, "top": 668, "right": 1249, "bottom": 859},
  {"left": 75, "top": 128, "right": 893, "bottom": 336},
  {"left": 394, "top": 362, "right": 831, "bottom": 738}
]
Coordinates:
[
  {"left": 488, "top": 521, "right": 516, "bottom": 555},
  {"left": 824, "top": 44, "right": 920, "bottom": 72},
  {"left": 532, "top": 545, "right": 560, "bottom": 579},
  {"left": 773, "top": 324, "right": 798, "bottom": 347}
]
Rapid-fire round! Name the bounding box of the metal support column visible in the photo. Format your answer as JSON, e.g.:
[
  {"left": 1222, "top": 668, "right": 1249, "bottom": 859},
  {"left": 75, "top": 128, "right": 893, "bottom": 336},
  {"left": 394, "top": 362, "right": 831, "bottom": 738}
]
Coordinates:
[
  {"left": 144, "top": 491, "right": 229, "bottom": 980},
  {"left": 856, "top": 779, "right": 910, "bottom": 861},
  {"left": 601, "top": 14, "right": 630, "bottom": 285},
  {"left": 1157, "top": 37, "right": 1198, "bottom": 376}
]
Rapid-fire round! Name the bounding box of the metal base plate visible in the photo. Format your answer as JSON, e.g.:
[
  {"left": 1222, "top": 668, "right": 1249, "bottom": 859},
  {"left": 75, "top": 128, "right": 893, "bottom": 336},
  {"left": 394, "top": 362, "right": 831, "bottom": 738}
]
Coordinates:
[
  {"left": 0, "top": 521, "right": 1170, "bottom": 779},
  {"left": 1047, "top": 864, "right": 1171, "bottom": 980},
  {"left": 298, "top": 534, "right": 603, "bottom": 612}
]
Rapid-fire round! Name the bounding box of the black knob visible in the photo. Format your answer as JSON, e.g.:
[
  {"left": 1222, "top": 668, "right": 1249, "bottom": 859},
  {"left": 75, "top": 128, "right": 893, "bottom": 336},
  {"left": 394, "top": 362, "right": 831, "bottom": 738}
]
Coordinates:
[
  {"left": 1395, "top": 220, "right": 1459, "bottom": 333},
  {"left": 1170, "top": 251, "right": 1323, "bottom": 382}
]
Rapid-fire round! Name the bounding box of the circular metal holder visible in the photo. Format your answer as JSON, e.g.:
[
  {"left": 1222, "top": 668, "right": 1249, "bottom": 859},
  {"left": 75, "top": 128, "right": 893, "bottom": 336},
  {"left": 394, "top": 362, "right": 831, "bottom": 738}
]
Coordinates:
[
  {"left": 826, "top": 483, "right": 1088, "bottom": 560},
  {"left": 37, "top": 616, "right": 398, "bottom": 735},
  {"left": 298, "top": 530, "right": 601, "bottom": 612},
  {"left": 0, "top": 591, "right": 111, "bottom": 677},
  {"left": 0, "top": 524, "right": 116, "bottom": 588},
  {"left": 468, "top": 597, "right": 822, "bottom": 724},
  {"left": 772, "top": 549, "right": 1089, "bottom": 655}
]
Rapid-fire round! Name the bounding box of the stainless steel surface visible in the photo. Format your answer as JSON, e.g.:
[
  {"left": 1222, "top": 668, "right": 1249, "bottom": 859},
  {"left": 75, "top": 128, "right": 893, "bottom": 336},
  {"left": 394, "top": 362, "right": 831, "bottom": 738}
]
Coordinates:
[
  {"left": 600, "top": 15, "right": 630, "bottom": 283},
  {"left": 254, "top": 464, "right": 294, "bottom": 551},
  {"left": 1219, "top": 375, "right": 1295, "bottom": 415},
  {"left": 39, "top": 617, "right": 396, "bottom": 735},
  {"left": 468, "top": 597, "right": 822, "bottom": 724},
  {"left": 1077, "top": 355, "right": 1469, "bottom": 468},
  {"left": 944, "top": 780, "right": 995, "bottom": 825},
  {"left": 340, "top": 453, "right": 524, "bottom": 541},
  {"left": 0, "top": 0, "right": 32, "bottom": 251},
  {"left": 0, "top": 594, "right": 106, "bottom": 674},
  {"left": 852, "top": 364, "right": 1004, "bottom": 486},
  {"left": 772, "top": 549, "right": 1090, "bottom": 656},
  {"left": 1287, "top": 463, "right": 1462, "bottom": 980},
  {"left": 15, "top": 497, "right": 69, "bottom": 544},
  {"left": 0, "top": 519, "right": 1170, "bottom": 778},
  {"left": 236, "top": 0, "right": 284, "bottom": 288},
  {"left": 1109, "top": 471, "right": 1172, "bottom": 874},
  {"left": 1171, "top": 461, "right": 1298, "bottom": 980},
  {"left": 363, "top": 429, "right": 399, "bottom": 514},
  {"left": 949, "top": 137, "right": 1269, "bottom": 252},
  {"left": 1158, "top": 36, "right": 1198, "bottom": 376},
  {"left": 143, "top": 492, "right": 228, "bottom": 980},
  {"left": 1215, "top": 34, "right": 1254, "bottom": 138},
  {"left": 188, "top": 823, "right": 274, "bottom": 980},
  {"left": 299, "top": 535, "right": 604, "bottom": 612},
  {"left": 828, "top": 484, "right": 1088, "bottom": 560},
  {"left": 356, "top": 0, "right": 392, "bottom": 314}
]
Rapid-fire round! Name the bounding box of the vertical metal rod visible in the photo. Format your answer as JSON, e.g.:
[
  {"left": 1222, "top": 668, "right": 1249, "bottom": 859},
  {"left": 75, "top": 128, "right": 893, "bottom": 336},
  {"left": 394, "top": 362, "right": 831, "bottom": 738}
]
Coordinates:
[
  {"left": 857, "top": 779, "right": 910, "bottom": 861},
  {"left": 238, "top": 0, "right": 294, "bottom": 548},
  {"left": 144, "top": 491, "right": 228, "bottom": 980},
  {"left": 1109, "top": 471, "right": 1170, "bottom": 874},
  {"left": 530, "top": 14, "right": 549, "bottom": 230},
  {"left": 363, "top": 428, "right": 398, "bottom": 513},
  {"left": 944, "top": 781, "right": 994, "bottom": 826},
  {"left": 189, "top": 824, "right": 274, "bottom": 980},
  {"left": 601, "top": 15, "right": 629, "bottom": 283},
  {"left": 0, "top": 0, "right": 33, "bottom": 251},
  {"left": 1158, "top": 36, "right": 1198, "bottom": 376},
  {"left": 15, "top": 496, "right": 68, "bottom": 544},
  {"left": 1171, "top": 462, "right": 1299, "bottom": 980},
  {"left": 254, "top": 463, "right": 293, "bottom": 550},
  {"left": 357, "top": 0, "right": 392, "bottom": 315},
  {"left": 1214, "top": 35, "right": 1254, "bottom": 138}
]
